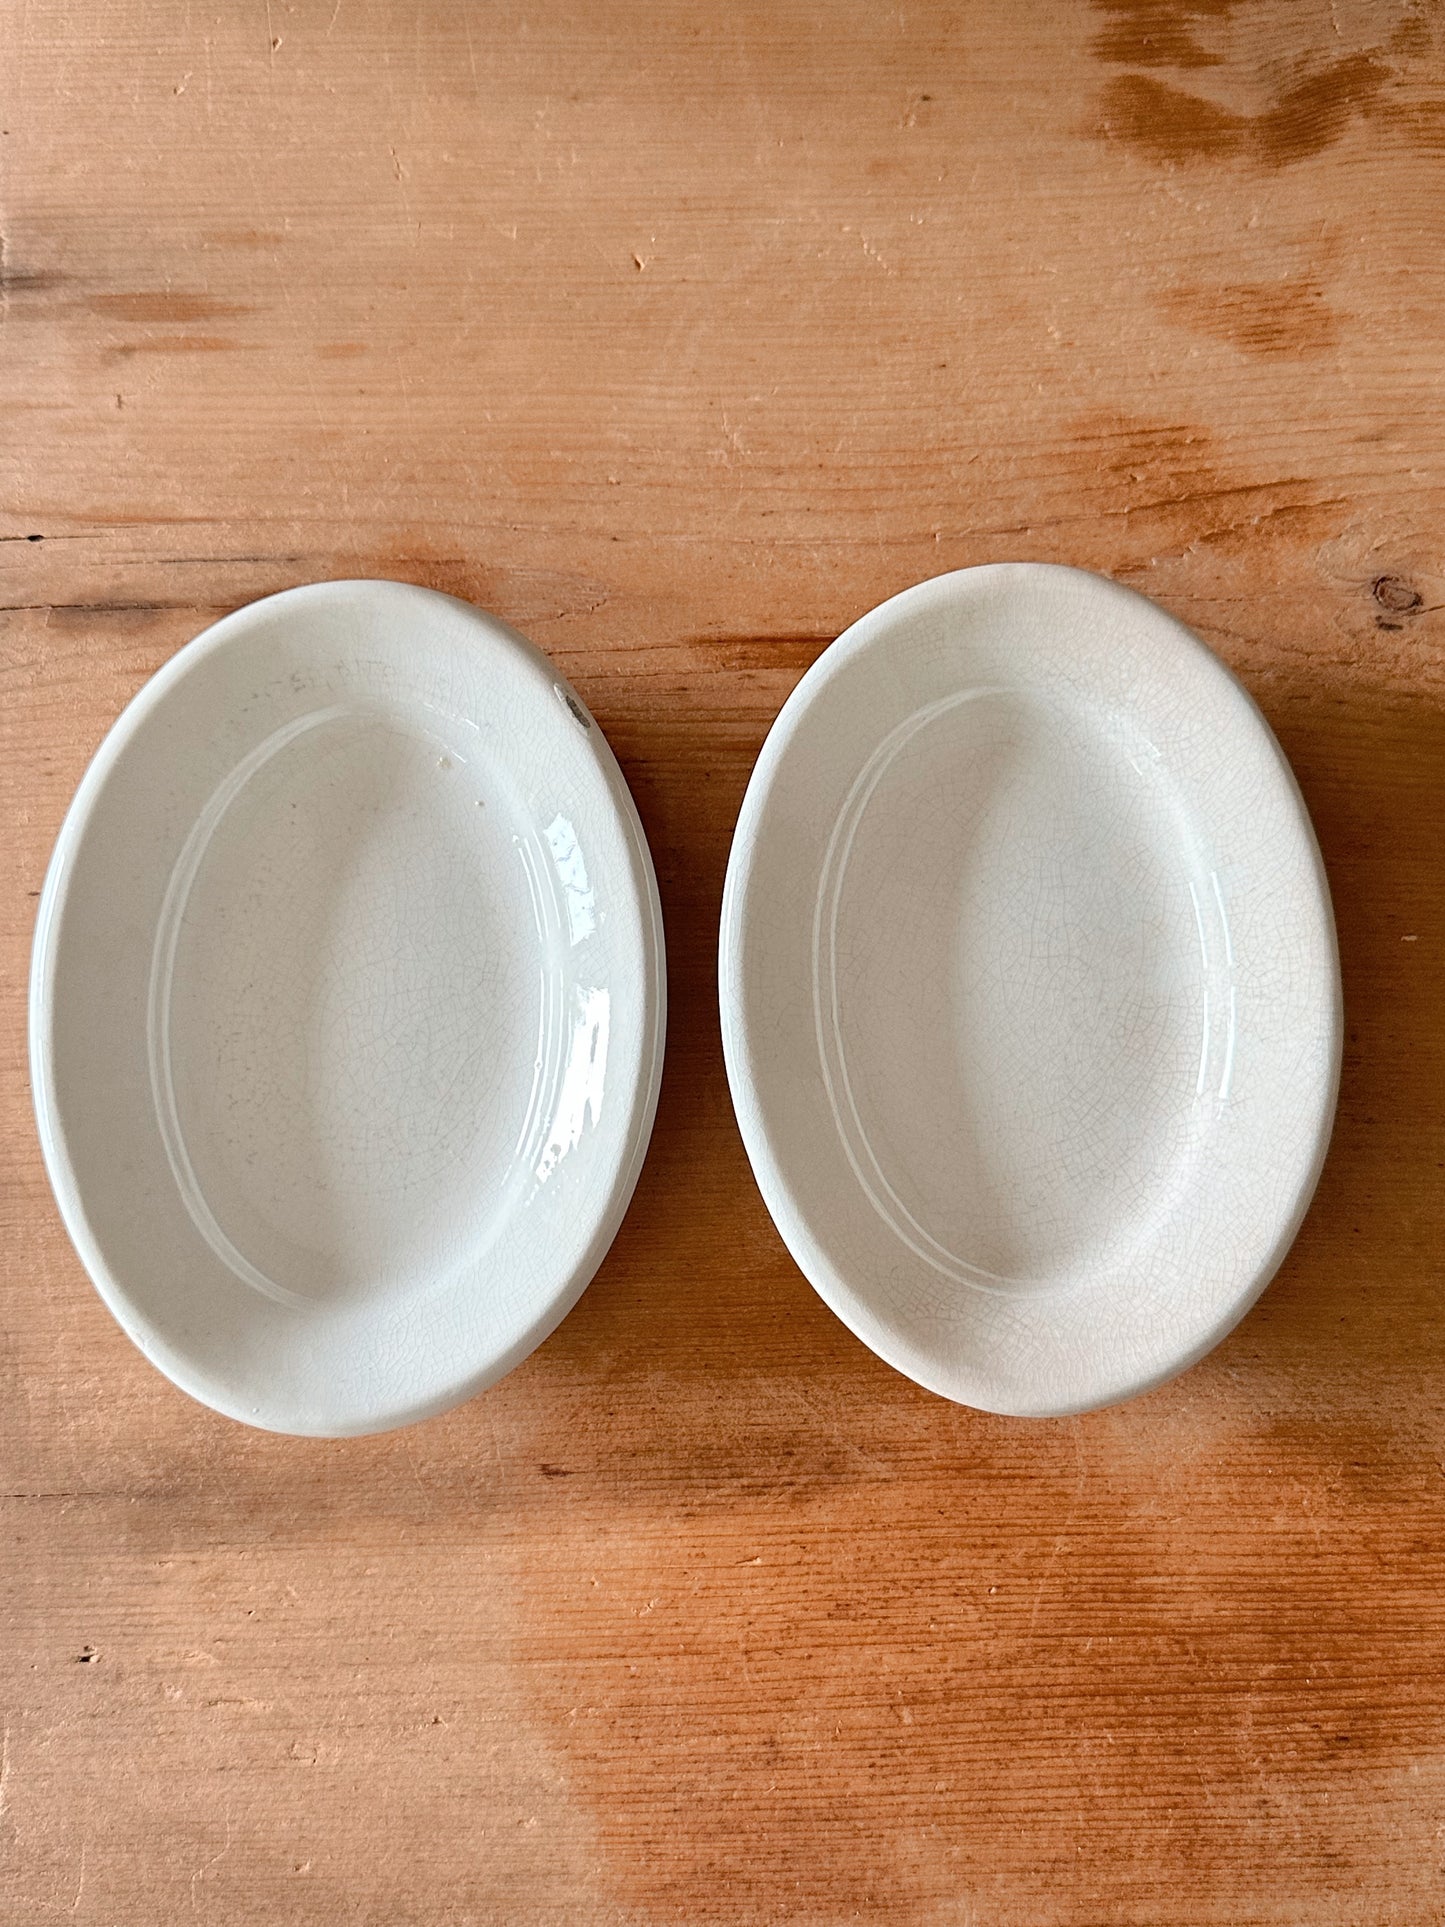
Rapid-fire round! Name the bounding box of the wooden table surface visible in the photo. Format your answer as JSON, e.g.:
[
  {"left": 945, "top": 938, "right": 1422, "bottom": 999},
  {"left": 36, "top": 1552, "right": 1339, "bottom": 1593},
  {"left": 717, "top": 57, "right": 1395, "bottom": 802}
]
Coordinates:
[{"left": 4, "top": 2, "right": 1445, "bottom": 1921}]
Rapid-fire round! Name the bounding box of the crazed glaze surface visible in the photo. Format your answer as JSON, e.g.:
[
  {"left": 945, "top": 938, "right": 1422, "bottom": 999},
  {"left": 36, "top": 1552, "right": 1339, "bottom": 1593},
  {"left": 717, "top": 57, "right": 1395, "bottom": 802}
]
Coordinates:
[
  {"left": 720, "top": 564, "right": 1341, "bottom": 1415},
  {"left": 30, "top": 581, "right": 665, "bottom": 1435}
]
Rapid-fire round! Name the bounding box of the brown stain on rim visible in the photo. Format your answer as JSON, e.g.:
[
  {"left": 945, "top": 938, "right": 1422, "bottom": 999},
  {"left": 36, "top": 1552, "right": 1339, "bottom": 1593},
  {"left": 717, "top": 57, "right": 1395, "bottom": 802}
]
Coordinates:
[{"left": 1159, "top": 277, "right": 1340, "bottom": 359}]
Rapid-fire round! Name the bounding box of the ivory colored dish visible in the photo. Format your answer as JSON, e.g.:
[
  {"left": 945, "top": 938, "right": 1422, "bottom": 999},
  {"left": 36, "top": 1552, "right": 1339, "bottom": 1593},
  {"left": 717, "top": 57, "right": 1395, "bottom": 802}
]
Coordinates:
[
  {"left": 31, "top": 581, "right": 665, "bottom": 1435},
  {"left": 720, "top": 564, "right": 1340, "bottom": 1416}
]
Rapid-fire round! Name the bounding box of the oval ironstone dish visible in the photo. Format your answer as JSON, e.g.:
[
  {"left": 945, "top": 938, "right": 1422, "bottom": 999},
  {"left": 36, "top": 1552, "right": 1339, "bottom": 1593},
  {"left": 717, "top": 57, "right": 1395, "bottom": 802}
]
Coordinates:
[
  {"left": 720, "top": 564, "right": 1340, "bottom": 1415},
  {"left": 31, "top": 581, "right": 665, "bottom": 1435}
]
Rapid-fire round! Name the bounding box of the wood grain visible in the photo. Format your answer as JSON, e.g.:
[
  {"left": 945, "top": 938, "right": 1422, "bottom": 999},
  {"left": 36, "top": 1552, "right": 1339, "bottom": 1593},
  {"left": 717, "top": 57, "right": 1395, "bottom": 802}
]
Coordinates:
[{"left": 3, "top": 1, "right": 1445, "bottom": 1920}]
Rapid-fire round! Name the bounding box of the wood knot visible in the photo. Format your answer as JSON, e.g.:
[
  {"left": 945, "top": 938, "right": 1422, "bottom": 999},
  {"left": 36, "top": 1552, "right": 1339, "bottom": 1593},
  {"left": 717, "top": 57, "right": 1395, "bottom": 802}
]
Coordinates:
[{"left": 1373, "top": 574, "right": 1423, "bottom": 617}]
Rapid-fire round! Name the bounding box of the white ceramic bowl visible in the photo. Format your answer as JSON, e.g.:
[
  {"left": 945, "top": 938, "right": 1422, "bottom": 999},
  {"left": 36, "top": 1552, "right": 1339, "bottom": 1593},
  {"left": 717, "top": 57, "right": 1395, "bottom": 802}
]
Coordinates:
[
  {"left": 720, "top": 564, "right": 1340, "bottom": 1415},
  {"left": 31, "top": 581, "right": 665, "bottom": 1435}
]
